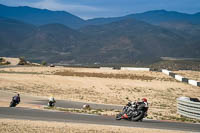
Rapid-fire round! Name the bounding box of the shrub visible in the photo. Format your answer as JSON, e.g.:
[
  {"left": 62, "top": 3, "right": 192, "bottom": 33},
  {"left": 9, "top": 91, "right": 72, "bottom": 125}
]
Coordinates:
[
  {"left": 0, "top": 58, "right": 5, "bottom": 62},
  {"left": 0, "top": 58, "right": 10, "bottom": 65},
  {"left": 5, "top": 61, "right": 10, "bottom": 65},
  {"left": 41, "top": 61, "right": 47, "bottom": 66}
]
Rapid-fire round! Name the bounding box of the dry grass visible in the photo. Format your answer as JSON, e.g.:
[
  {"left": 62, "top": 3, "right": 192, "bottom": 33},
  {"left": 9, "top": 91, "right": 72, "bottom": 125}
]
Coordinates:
[
  {"left": 55, "top": 70, "right": 156, "bottom": 81},
  {"left": 0, "top": 66, "right": 200, "bottom": 121},
  {"left": 174, "top": 70, "right": 200, "bottom": 81},
  {"left": 0, "top": 119, "right": 187, "bottom": 133},
  {"left": 0, "top": 66, "right": 176, "bottom": 81}
]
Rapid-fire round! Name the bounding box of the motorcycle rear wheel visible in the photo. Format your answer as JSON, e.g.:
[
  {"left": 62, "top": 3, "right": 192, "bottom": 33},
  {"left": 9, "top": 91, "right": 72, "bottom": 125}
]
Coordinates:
[{"left": 131, "top": 111, "right": 145, "bottom": 121}]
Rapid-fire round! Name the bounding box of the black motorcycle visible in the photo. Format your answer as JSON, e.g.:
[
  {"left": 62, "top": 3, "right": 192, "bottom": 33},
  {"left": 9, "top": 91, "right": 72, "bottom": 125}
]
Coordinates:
[
  {"left": 9, "top": 100, "right": 18, "bottom": 107},
  {"left": 48, "top": 101, "right": 56, "bottom": 107},
  {"left": 116, "top": 102, "right": 148, "bottom": 121}
]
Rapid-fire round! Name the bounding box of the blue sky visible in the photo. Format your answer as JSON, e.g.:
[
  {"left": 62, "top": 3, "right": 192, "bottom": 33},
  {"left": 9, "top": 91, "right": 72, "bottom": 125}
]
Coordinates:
[{"left": 0, "top": 0, "right": 200, "bottom": 19}]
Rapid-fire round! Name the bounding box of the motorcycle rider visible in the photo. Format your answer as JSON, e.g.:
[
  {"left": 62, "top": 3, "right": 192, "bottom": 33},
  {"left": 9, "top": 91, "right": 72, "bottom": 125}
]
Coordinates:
[
  {"left": 122, "top": 98, "right": 148, "bottom": 119},
  {"left": 12, "top": 93, "right": 21, "bottom": 105},
  {"left": 48, "top": 95, "right": 56, "bottom": 107},
  {"left": 136, "top": 98, "right": 148, "bottom": 108},
  {"left": 137, "top": 98, "right": 149, "bottom": 117}
]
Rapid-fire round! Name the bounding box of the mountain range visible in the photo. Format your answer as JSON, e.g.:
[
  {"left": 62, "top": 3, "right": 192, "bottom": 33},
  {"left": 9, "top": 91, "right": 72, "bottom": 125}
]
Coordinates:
[{"left": 0, "top": 4, "right": 200, "bottom": 65}]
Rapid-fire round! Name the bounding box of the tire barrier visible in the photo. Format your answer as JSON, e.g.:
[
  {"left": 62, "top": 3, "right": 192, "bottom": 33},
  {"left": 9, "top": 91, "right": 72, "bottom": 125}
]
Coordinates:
[{"left": 177, "top": 97, "right": 200, "bottom": 120}]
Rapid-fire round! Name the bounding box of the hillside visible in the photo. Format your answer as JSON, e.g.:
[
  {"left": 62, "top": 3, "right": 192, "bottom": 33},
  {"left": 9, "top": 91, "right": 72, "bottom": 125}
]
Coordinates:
[
  {"left": 1, "top": 4, "right": 200, "bottom": 29},
  {"left": 0, "top": 17, "right": 200, "bottom": 65},
  {"left": 86, "top": 10, "right": 200, "bottom": 26},
  {"left": 0, "top": 4, "right": 85, "bottom": 29},
  {"left": 78, "top": 19, "right": 191, "bottom": 64},
  {"left": 0, "top": 16, "right": 36, "bottom": 57},
  {"left": 0, "top": 18, "right": 84, "bottom": 63}
]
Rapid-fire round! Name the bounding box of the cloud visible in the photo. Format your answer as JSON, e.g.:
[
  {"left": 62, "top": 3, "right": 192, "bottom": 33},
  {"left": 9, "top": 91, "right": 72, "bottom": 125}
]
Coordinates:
[
  {"left": 0, "top": 0, "right": 107, "bottom": 18},
  {"left": 30, "top": 0, "right": 104, "bottom": 12},
  {"left": 1, "top": 0, "right": 107, "bottom": 18}
]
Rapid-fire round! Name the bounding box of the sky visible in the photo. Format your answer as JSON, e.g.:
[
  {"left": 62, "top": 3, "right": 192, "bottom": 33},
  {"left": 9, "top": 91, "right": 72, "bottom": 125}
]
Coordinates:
[{"left": 0, "top": 0, "right": 200, "bottom": 19}]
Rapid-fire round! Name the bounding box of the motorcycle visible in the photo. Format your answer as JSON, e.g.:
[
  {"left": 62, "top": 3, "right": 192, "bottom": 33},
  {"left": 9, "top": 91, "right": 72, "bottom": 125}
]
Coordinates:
[
  {"left": 48, "top": 101, "right": 55, "bottom": 107},
  {"left": 9, "top": 100, "right": 18, "bottom": 107},
  {"left": 116, "top": 102, "right": 148, "bottom": 121}
]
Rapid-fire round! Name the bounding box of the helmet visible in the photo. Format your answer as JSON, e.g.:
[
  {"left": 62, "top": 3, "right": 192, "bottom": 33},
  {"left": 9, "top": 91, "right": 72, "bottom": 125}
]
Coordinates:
[{"left": 142, "top": 98, "right": 147, "bottom": 102}]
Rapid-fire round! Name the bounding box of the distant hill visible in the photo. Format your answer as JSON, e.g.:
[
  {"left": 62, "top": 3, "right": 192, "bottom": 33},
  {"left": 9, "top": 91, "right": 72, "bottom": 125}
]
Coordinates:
[
  {"left": 78, "top": 18, "right": 189, "bottom": 64},
  {"left": 0, "top": 18, "right": 84, "bottom": 63},
  {"left": 86, "top": 10, "right": 200, "bottom": 26},
  {"left": 126, "top": 10, "right": 200, "bottom": 25},
  {"left": 0, "top": 16, "right": 36, "bottom": 57},
  {"left": 0, "top": 4, "right": 85, "bottom": 29},
  {"left": 1, "top": 17, "right": 199, "bottom": 64},
  {"left": 20, "top": 23, "right": 85, "bottom": 62},
  {"left": 148, "top": 60, "right": 200, "bottom": 71},
  {"left": 1, "top": 4, "right": 200, "bottom": 29}
]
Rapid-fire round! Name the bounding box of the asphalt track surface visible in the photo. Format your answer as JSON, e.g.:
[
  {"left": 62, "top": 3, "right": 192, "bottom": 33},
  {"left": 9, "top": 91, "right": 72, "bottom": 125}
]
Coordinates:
[
  {"left": 30, "top": 99, "right": 123, "bottom": 110},
  {"left": 0, "top": 107, "right": 200, "bottom": 132}
]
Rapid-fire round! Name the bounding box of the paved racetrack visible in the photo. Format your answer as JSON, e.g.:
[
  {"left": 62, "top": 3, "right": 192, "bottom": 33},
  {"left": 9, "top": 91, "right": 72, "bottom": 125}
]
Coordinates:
[
  {"left": 30, "top": 99, "right": 123, "bottom": 110},
  {"left": 0, "top": 107, "right": 200, "bottom": 132}
]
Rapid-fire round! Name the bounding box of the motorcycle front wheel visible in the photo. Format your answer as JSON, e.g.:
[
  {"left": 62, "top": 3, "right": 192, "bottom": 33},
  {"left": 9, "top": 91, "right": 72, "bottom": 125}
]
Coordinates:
[
  {"left": 9, "top": 101, "right": 16, "bottom": 107},
  {"left": 116, "top": 113, "right": 123, "bottom": 120}
]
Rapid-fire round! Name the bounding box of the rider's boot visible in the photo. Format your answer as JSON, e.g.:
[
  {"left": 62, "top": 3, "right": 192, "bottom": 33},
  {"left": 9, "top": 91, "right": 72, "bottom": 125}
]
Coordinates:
[{"left": 122, "top": 114, "right": 129, "bottom": 119}]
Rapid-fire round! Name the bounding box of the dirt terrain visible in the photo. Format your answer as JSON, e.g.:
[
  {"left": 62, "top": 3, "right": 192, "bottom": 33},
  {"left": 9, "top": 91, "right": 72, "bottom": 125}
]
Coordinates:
[
  {"left": 0, "top": 57, "right": 20, "bottom": 65},
  {"left": 0, "top": 119, "right": 187, "bottom": 133},
  {"left": 0, "top": 66, "right": 200, "bottom": 121}
]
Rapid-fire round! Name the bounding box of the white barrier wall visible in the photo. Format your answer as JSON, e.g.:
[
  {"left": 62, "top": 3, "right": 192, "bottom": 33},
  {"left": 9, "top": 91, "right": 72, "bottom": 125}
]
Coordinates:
[
  {"left": 120, "top": 67, "right": 150, "bottom": 71},
  {"left": 175, "top": 75, "right": 188, "bottom": 82},
  {"left": 162, "top": 69, "right": 198, "bottom": 87},
  {"left": 162, "top": 69, "right": 171, "bottom": 75},
  {"left": 100, "top": 67, "right": 113, "bottom": 70},
  {"left": 175, "top": 75, "right": 184, "bottom": 81},
  {"left": 188, "top": 80, "right": 200, "bottom": 87}
]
